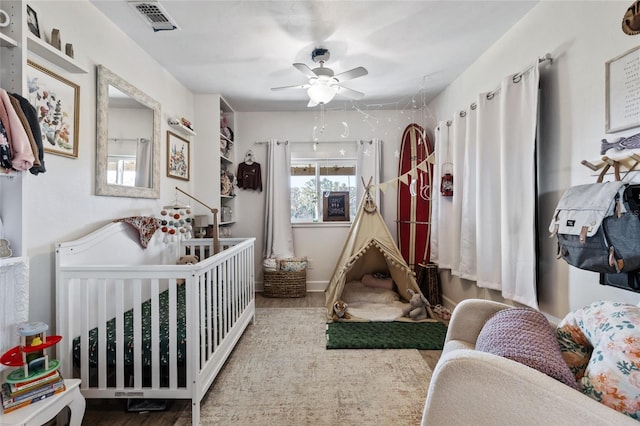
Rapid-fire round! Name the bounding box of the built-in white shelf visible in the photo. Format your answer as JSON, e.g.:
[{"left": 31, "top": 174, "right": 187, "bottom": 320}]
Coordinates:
[
  {"left": 219, "top": 221, "right": 235, "bottom": 226},
  {"left": 0, "top": 32, "right": 17, "bottom": 48},
  {"left": 220, "top": 154, "right": 233, "bottom": 163},
  {"left": 0, "top": 170, "right": 18, "bottom": 179},
  {"left": 26, "top": 33, "right": 88, "bottom": 74},
  {"left": 0, "top": 255, "right": 28, "bottom": 267},
  {"left": 168, "top": 121, "right": 196, "bottom": 136}
]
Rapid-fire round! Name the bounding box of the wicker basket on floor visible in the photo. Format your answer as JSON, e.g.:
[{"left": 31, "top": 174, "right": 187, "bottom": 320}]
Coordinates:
[{"left": 263, "top": 269, "right": 306, "bottom": 298}]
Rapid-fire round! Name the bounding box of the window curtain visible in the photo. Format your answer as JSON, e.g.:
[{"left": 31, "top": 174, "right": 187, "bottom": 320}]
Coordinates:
[
  {"left": 263, "top": 140, "right": 295, "bottom": 259},
  {"left": 431, "top": 60, "right": 540, "bottom": 309},
  {"left": 134, "top": 137, "right": 152, "bottom": 188},
  {"left": 356, "top": 138, "right": 381, "bottom": 206},
  {"left": 458, "top": 107, "right": 478, "bottom": 280}
]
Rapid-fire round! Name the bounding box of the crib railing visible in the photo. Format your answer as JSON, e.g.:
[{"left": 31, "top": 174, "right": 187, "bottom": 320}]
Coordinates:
[{"left": 55, "top": 236, "right": 255, "bottom": 423}]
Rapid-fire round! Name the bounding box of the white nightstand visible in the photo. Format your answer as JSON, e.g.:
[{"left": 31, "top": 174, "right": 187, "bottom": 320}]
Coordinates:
[{"left": 0, "top": 379, "right": 85, "bottom": 426}]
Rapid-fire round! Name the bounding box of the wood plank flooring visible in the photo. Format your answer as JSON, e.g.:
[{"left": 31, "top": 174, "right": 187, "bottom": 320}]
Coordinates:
[{"left": 74, "top": 292, "right": 441, "bottom": 425}]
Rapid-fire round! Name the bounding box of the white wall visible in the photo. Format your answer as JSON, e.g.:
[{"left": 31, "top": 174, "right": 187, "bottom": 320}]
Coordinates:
[
  {"left": 427, "top": 0, "right": 640, "bottom": 318},
  {"left": 235, "top": 109, "right": 434, "bottom": 290},
  {"left": 24, "top": 1, "right": 194, "bottom": 327}
]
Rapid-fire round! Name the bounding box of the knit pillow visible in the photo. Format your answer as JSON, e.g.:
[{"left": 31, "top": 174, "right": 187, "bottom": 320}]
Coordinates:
[
  {"left": 556, "top": 301, "right": 640, "bottom": 420},
  {"left": 476, "top": 308, "right": 578, "bottom": 389}
]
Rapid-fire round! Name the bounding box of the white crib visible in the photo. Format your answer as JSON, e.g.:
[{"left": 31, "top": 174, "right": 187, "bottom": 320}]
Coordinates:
[{"left": 55, "top": 222, "right": 255, "bottom": 425}]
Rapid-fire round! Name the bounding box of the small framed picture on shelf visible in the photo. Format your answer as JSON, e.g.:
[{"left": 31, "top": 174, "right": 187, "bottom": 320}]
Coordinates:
[
  {"left": 166, "top": 131, "right": 190, "bottom": 181},
  {"left": 26, "top": 5, "right": 40, "bottom": 38},
  {"left": 26, "top": 60, "right": 80, "bottom": 158}
]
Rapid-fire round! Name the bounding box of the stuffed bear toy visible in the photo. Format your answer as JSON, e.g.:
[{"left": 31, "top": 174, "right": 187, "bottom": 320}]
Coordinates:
[
  {"left": 402, "top": 289, "right": 431, "bottom": 320},
  {"left": 176, "top": 255, "right": 199, "bottom": 284},
  {"left": 332, "top": 299, "right": 351, "bottom": 321}
]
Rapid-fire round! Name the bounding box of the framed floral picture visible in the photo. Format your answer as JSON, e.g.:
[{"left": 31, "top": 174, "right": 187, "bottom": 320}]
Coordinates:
[
  {"left": 26, "top": 60, "right": 80, "bottom": 158},
  {"left": 167, "top": 131, "right": 189, "bottom": 180}
]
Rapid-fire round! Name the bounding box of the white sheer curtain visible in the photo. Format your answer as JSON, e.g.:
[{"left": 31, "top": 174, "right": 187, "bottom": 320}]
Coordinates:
[
  {"left": 499, "top": 65, "right": 540, "bottom": 309},
  {"left": 263, "top": 140, "right": 295, "bottom": 259},
  {"left": 356, "top": 138, "right": 381, "bottom": 206},
  {"left": 135, "top": 137, "right": 152, "bottom": 188},
  {"left": 431, "top": 59, "right": 540, "bottom": 309},
  {"left": 449, "top": 113, "right": 466, "bottom": 277},
  {"left": 475, "top": 91, "right": 502, "bottom": 291},
  {"left": 458, "top": 107, "right": 478, "bottom": 280}
]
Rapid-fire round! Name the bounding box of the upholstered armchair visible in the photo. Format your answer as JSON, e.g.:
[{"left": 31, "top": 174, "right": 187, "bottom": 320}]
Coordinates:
[{"left": 421, "top": 299, "right": 636, "bottom": 426}]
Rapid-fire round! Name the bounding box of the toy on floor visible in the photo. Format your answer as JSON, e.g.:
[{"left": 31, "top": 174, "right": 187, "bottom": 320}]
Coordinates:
[
  {"left": 332, "top": 300, "right": 351, "bottom": 321},
  {"left": 433, "top": 304, "right": 452, "bottom": 320},
  {"left": 402, "top": 289, "right": 432, "bottom": 320}
]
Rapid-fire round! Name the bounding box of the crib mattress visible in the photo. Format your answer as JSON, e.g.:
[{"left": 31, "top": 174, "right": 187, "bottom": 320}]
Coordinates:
[{"left": 73, "top": 286, "right": 187, "bottom": 367}]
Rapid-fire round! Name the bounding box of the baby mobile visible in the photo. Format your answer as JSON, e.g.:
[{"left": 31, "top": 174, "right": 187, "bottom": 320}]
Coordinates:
[{"left": 159, "top": 192, "right": 193, "bottom": 242}]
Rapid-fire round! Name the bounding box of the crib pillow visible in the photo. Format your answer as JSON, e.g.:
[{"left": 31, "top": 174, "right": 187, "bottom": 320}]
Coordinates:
[{"left": 341, "top": 280, "right": 400, "bottom": 304}]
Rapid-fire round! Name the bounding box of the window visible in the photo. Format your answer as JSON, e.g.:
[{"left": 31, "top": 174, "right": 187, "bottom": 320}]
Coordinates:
[
  {"left": 290, "top": 159, "right": 357, "bottom": 223},
  {"left": 107, "top": 155, "right": 137, "bottom": 186}
]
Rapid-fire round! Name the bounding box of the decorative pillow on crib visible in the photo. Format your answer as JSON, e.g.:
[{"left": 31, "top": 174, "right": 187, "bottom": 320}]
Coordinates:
[
  {"left": 556, "top": 301, "right": 640, "bottom": 420},
  {"left": 476, "top": 307, "right": 578, "bottom": 389},
  {"left": 341, "top": 280, "right": 400, "bottom": 304},
  {"left": 361, "top": 273, "right": 394, "bottom": 290}
]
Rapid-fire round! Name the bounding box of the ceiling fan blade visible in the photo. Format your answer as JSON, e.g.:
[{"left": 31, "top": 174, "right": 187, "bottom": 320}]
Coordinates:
[
  {"left": 336, "top": 86, "right": 364, "bottom": 100},
  {"left": 333, "top": 66, "right": 368, "bottom": 83},
  {"left": 293, "top": 63, "right": 318, "bottom": 79},
  {"left": 307, "top": 99, "right": 319, "bottom": 108},
  {"left": 271, "top": 83, "right": 310, "bottom": 91}
]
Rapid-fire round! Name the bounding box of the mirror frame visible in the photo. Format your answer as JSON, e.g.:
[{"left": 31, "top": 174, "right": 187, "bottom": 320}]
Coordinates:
[{"left": 95, "top": 64, "right": 161, "bottom": 198}]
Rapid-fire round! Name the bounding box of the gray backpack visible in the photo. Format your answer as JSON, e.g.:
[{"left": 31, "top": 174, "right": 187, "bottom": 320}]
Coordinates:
[{"left": 549, "top": 181, "right": 640, "bottom": 273}]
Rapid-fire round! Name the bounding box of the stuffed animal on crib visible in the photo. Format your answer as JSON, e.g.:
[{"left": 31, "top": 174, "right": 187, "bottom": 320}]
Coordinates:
[
  {"left": 176, "top": 255, "right": 199, "bottom": 284},
  {"left": 402, "top": 289, "right": 431, "bottom": 320},
  {"left": 332, "top": 300, "right": 352, "bottom": 321}
]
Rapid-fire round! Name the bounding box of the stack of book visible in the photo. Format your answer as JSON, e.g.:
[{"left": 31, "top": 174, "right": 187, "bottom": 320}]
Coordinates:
[{"left": 1, "top": 369, "right": 66, "bottom": 413}]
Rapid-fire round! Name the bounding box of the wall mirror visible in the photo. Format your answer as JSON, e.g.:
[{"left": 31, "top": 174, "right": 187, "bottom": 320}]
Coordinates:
[{"left": 96, "top": 64, "right": 161, "bottom": 198}]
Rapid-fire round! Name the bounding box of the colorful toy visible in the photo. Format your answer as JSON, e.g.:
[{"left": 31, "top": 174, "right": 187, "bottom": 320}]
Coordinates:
[{"left": 0, "top": 322, "right": 62, "bottom": 383}]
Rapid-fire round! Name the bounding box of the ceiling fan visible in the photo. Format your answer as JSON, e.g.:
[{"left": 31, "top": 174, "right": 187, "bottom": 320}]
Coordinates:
[{"left": 271, "top": 48, "right": 368, "bottom": 107}]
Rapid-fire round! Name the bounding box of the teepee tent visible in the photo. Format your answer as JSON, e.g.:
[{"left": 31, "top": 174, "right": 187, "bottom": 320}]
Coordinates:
[{"left": 325, "top": 184, "right": 423, "bottom": 321}]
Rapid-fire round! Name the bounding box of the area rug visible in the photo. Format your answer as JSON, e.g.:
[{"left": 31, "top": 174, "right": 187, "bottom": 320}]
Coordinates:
[
  {"left": 326, "top": 320, "right": 447, "bottom": 350},
  {"left": 175, "top": 307, "right": 433, "bottom": 425}
]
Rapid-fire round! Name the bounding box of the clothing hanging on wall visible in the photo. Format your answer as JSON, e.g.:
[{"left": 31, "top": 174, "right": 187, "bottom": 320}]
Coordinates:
[
  {"left": 0, "top": 87, "right": 45, "bottom": 175},
  {"left": 237, "top": 150, "right": 262, "bottom": 191}
]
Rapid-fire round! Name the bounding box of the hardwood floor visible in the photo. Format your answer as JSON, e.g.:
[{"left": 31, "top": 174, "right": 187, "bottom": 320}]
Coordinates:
[{"left": 77, "top": 292, "right": 441, "bottom": 425}]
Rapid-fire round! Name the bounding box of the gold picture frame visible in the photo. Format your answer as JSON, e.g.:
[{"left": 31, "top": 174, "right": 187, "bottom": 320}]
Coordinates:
[
  {"left": 323, "top": 191, "right": 350, "bottom": 222},
  {"left": 166, "top": 131, "right": 190, "bottom": 181},
  {"left": 26, "top": 60, "right": 80, "bottom": 158}
]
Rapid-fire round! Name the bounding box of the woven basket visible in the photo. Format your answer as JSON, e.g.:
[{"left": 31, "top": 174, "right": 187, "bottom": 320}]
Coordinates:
[{"left": 263, "top": 269, "right": 306, "bottom": 298}]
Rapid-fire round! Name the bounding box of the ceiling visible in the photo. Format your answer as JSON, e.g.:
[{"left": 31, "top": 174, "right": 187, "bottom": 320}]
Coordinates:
[{"left": 90, "top": 0, "right": 539, "bottom": 112}]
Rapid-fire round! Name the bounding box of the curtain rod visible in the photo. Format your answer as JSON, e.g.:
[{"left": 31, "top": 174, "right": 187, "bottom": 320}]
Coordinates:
[
  {"left": 444, "top": 53, "right": 553, "bottom": 126},
  {"left": 254, "top": 140, "right": 372, "bottom": 145},
  {"left": 108, "top": 137, "right": 149, "bottom": 142}
]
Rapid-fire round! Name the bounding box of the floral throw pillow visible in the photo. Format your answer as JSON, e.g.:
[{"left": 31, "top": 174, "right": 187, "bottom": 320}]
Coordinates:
[{"left": 556, "top": 301, "right": 640, "bottom": 420}]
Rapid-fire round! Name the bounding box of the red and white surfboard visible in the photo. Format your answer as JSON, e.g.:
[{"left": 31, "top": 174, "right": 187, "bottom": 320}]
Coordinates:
[{"left": 397, "top": 123, "right": 433, "bottom": 271}]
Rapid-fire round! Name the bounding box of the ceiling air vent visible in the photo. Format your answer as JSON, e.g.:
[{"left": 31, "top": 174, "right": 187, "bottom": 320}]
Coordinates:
[{"left": 128, "top": 1, "right": 179, "bottom": 32}]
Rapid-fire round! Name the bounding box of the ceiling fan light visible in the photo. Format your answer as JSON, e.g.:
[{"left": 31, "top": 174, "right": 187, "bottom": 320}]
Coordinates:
[{"left": 307, "top": 84, "right": 338, "bottom": 105}]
